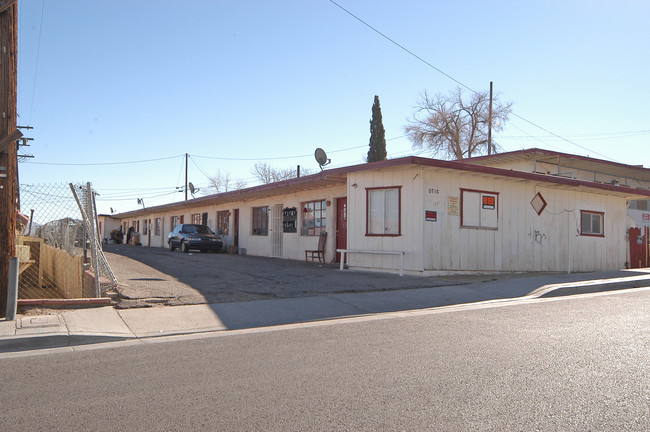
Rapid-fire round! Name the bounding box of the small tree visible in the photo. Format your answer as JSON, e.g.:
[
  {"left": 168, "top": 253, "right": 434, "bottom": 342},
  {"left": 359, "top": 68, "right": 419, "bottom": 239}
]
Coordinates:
[
  {"left": 367, "top": 95, "right": 387, "bottom": 162},
  {"left": 405, "top": 87, "right": 511, "bottom": 160}
]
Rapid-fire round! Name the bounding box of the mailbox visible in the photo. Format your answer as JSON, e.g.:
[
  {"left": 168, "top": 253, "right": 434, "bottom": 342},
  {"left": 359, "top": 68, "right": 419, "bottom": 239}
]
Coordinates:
[{"left": 282, "top": 207, "right": 297, "bottom": 233}]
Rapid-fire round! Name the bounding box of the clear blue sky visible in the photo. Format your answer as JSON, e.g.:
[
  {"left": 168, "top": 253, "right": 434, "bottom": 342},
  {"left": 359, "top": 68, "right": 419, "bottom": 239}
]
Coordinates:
[{"left": 16, "top": 0, "right": 650, "bottom": 214}]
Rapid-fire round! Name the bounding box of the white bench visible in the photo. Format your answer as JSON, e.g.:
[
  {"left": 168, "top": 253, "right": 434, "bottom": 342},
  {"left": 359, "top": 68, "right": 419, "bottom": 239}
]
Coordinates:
[{"left": 336, "top": 249, "right": 405, "bottom": 276}]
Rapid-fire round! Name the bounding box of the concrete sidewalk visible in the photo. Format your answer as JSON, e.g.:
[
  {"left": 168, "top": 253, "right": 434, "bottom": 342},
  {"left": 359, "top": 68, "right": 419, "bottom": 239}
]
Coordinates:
[{"left": 2, "top": 268, "right": 650, "bottom": 353}]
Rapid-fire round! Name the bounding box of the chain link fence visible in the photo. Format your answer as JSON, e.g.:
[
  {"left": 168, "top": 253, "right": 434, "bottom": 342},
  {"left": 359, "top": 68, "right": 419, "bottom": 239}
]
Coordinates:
[{"left": 16, "top": 182, "right": 117, "bottom": 299}]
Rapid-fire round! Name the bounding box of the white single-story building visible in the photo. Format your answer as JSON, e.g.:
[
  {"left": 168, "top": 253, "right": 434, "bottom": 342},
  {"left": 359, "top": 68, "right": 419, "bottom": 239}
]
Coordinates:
[{"left": 100, "top": 149, "right": 650, "bottom": 275}]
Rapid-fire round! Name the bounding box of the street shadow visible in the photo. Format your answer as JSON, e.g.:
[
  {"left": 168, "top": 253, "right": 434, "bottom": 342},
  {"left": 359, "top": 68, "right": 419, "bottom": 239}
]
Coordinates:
[{"left": 103, "top": 244, "right": 650, "bottom": 331}]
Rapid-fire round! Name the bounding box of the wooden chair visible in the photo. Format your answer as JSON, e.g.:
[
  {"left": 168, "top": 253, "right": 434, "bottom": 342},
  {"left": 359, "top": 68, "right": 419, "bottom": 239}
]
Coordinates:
[{"left": 305, "top": 231, "right": 327, "bottom": 263}]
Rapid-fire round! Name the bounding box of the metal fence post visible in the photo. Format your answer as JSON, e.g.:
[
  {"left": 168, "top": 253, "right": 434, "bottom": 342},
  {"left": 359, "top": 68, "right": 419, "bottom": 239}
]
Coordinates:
[
  {"left": 86, "top": 182, "right": 100, "bottom": 297},
  {"left": 6, "top": 257, "right": 19, "bottom": 320}
]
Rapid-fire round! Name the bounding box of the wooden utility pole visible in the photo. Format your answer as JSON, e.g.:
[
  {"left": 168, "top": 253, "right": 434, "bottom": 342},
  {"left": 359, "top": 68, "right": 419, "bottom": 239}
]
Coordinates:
[
  {"left": 0, "top": 0, "right": 18, "bottom": 317},
  {"left": 487, "top": 81, "right": 493, "bottom": 156}
]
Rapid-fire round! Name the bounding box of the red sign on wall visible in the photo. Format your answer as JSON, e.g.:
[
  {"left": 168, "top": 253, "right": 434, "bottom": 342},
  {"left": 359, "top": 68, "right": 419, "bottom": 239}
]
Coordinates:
[
  {"left": 643, "top": 213, "right": 650, "bottom": 221},
  {"left": 482, "top": 195, "right": 496, "bottom": 210}
]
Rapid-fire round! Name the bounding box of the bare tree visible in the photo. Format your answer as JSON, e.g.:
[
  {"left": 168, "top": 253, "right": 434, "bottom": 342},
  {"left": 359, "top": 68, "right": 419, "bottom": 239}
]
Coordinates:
[
  {"left": 405, "top": 87, "right": 512, "bottom": 160},
  {"left": 251, "top": 162, "right": 314, "bottom": 184},
  {"left": 206, "top": 169, "right": 247, "bottom": 194}
]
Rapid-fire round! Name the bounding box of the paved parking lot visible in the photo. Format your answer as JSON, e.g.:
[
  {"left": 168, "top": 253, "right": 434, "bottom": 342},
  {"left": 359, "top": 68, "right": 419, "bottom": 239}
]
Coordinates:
[{"left": 104, "top": 244, "right": 487, "bottom": 307}]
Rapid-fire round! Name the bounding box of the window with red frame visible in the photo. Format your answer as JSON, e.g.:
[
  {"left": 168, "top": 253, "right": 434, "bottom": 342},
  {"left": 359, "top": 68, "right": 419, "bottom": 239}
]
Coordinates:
[
  {"left": 461, "top": 188, "right": 499, "bottom": 229},
  {"left": 366, "top": 187, "right": 401, "bottom": 236},
  {"left": 580, "top": 210, "right": 604, "bottom": 237}
]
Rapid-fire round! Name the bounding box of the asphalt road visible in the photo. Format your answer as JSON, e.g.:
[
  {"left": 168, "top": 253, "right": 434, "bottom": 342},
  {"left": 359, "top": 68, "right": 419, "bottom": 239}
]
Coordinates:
[{"left": 1, "top": 288, "right": 648, "bottom": 430}]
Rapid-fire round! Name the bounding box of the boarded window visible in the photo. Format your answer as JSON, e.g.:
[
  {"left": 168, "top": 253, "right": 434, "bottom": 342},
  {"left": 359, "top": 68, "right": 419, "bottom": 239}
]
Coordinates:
[{"left": 461, "top": 189, "right": 499, "bottom": 229}]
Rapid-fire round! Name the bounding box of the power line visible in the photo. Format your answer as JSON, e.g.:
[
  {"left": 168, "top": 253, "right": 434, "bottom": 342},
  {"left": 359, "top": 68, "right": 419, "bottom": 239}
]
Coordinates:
[
  {"left": 189, "top": 155, "right": 214, "bottom": 181},
  {"left": 506, "top": 122, "right": 562, "bottom": 152},
  {"left": 328, "top": 0, "right": 476, "bottom": 94},
  {"left": 175, "top": 155, "right": 185, "bottom": 191},
  {"left": 22, "top": 154, "right": 184, "bottom": 166},
  {"left": 95, "top": 190, "right": 178, "bottom": 202},
  {"left": 19, "top": 136, "right": 415, "bottom": 167},
  {"left": 509, "top": 113, "right": 621, "bottom": 162},
  {"left": 191, "top": 144, "right": 369, "bottom": 161},
  {"left": 328, "top": 0, "right": 623, "bottom": 162},
  {"left": 27, "top": 0, "right": 45, "bottom": 126},
  {"left": 97, "top": 185, "right": 178, "bottom": 192},
  {"left": 501, "top": 129, "right": 650, "bottom": 141}
]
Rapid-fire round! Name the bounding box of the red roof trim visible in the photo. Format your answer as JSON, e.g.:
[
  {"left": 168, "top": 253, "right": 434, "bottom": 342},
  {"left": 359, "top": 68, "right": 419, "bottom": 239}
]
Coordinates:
[
  {"left": 112, "top": 155, "right": 650, "bottom": 218},
  {"left": 464, "top": 148, "right": 650, "bottom": 174}
]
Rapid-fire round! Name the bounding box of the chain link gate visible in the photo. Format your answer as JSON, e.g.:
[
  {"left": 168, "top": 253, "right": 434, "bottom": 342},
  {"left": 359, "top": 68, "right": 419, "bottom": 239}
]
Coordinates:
[{"left": 16, "top": 182, "right": 117, "bottom": 299}]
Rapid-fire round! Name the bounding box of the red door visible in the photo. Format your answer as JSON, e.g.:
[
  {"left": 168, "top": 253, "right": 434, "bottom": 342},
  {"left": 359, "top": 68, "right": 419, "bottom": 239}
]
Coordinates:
[
  {"left": 233, "top": 209, "right": 240, "bottom": 248},
  {"left": 629, "top": 226, "right": 649, "bottom": 268},
  {"left": 336, "top": 197, "right": 347, "bottom": 262}
]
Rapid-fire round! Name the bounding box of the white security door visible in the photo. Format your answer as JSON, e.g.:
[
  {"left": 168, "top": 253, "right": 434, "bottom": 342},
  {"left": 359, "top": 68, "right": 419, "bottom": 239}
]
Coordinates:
[{"left": 270, "top": 204, "right": 283, "bottom": 258}]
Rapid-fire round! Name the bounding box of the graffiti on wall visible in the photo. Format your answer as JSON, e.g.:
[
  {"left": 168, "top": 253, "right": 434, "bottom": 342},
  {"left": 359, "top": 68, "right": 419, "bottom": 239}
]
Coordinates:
[{"left": 528, "top": 228, "right": 547, "bottom": 246}]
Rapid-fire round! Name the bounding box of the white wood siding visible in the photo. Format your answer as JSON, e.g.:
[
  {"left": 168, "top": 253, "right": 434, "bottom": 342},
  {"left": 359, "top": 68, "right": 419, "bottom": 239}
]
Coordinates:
[
  {"left": 112, "top": 162, "right": 631, "bottom": 274},
  {"left": 116, "top": 186, "right": 346, "bottom": 262},
  {"left": 347, "top": 165, "right": 628, "bottom": 274},
  {"left": 418, "top": 168, "right": 627, "bottom": 273},
  {"left": 346, "top": 167, "right": 424, "bottom": 273}
]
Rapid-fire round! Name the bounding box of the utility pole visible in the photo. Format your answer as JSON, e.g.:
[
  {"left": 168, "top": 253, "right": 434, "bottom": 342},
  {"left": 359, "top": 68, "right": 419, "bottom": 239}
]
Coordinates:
[
  {"left": 185, "top": 153, "right": 188, "bottom": 201},
  {"left": 0, "top": 0, "right": 18, "bottom": 318},
  {"left": 487, "top": 81, "right": 493, "bottom": 156}
]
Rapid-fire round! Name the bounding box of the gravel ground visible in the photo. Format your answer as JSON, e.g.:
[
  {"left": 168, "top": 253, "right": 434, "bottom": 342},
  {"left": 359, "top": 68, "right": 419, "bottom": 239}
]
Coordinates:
[{"left": 103, "top": 244, "right": 549, "bottom": 308}]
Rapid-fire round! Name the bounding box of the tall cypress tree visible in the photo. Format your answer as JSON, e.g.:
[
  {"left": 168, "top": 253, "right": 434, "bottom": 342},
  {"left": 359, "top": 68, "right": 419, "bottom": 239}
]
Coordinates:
[{"left": 367, "top": 95, "right": 387, "bottom": 162}]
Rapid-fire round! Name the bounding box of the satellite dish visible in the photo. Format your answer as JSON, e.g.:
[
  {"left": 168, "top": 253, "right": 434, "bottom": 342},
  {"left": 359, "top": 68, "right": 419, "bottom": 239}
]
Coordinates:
[
  {"left": 314, "top": 148, "right": 331, "bottom": 170},
  {"left": 188, "top": 182, "right": 199, "bottom": 197}
]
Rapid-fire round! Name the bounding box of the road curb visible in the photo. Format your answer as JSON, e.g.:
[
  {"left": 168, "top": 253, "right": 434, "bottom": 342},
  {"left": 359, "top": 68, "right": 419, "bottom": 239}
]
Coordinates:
[
  {"left": 529, "top": 276, "right": 650, "bottom": 298},
  {"left": 0, "top": 332, "right": 136, "bottom": 353},
  {"left": 3, "top": 274, "right": 650, "bottom": 354}
]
